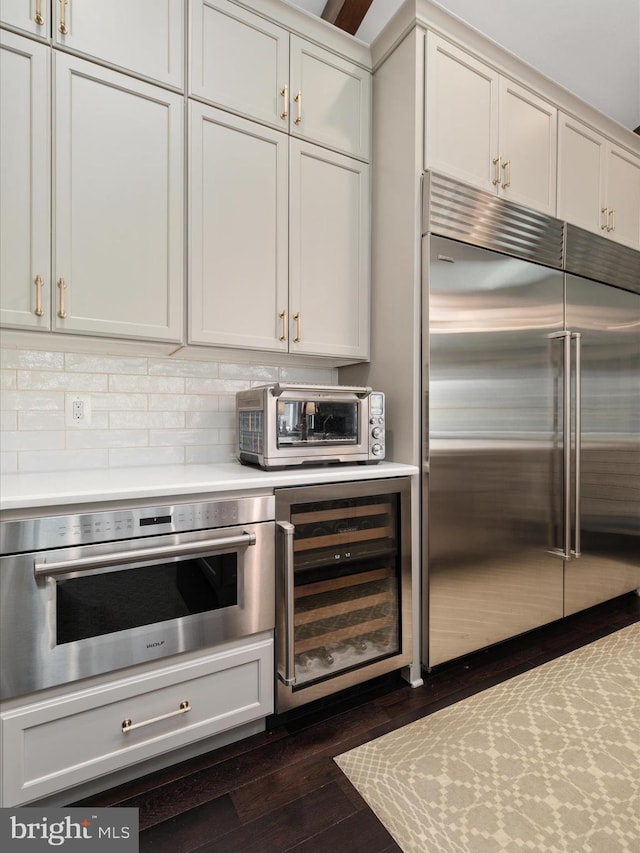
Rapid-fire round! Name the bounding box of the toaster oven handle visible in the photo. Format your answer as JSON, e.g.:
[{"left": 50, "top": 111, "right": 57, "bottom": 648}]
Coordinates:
[
  {"left": 34, "top": 532, "right": 256, "bottom": 578},
  {"left": 271, "top": 383, "right": 372, "bottom": 398},
  {"left": 277, "top": 520, "right": 296, "bottom": 686}
]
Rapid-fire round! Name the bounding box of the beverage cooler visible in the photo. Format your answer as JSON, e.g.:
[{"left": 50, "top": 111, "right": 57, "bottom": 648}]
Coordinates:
[{"left": 274, "top": 478, "right": 412, "bottom": 712}]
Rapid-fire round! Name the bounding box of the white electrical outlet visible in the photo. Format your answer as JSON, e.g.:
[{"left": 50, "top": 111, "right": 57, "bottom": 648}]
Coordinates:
[{"left": 65, "top": 393, "right": 92, "bottom": 427}]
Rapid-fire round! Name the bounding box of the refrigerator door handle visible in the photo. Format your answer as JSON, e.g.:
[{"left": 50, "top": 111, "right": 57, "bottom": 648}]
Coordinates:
[
  {"left": 572, "top": 332, "right": 582, "bottom": 558},
  {"left": 276, "top": 520, "right": 297, "bottom": 686},
  {"left": 550, "top": 330, "right": 572, "bottom": 560}
]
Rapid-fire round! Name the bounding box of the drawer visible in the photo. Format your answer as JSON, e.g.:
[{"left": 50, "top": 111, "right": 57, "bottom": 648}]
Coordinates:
[{"left": 1, "top": 637, "right": 273, "bottom": 806}]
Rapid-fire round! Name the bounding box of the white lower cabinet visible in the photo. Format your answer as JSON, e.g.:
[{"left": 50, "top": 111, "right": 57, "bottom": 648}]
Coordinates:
[
  {"left": 0, "top": 636, "right": 273, "bottom": 807},
  {"left": 189, "top": 102, "right": 370, "bottom": 358}
]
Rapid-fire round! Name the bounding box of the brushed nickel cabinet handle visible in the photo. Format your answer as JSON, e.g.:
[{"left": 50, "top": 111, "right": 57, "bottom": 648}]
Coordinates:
[
  {"left": 122, "top": 700, "right": 191, "bottom": 734},
  {"left": 600, "top": 207, "right": 609, "bottom": 230},
  {"left": 294, "top": 91, "right": 302, "bottom": 125},
  {"left": 58, "top": 0, "right": 68, "bottom": 35},
  {"left": 293, "top": 312, "right": 301, "bottom": 343},
  {"left": 35, "top": 0, "right": 44, "bottom": 25},
  {"left": 501, "top": 159, "right": 511, "bottom": 189},
  {"left": 279, "top": 309, "right": 287, "bottom": 341},
  {"left": 57, "top": 278, "right": 67, "bottom": 319},
  {"left": 492, "top": 156, "right": 501, "bottom": 186},
  {"left": 280, "top": 85, "right": 288, "bottom": 120},
  {"left": 34, "top": 275, "right": 44, "bottom": 316}
]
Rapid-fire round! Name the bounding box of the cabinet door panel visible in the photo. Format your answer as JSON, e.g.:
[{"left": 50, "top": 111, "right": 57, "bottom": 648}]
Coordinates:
[
  {"left": 190, "top": 0, "right": 289, "bottom": 130},
  {"left": 289, "top": 141, "right": 370, "bottom": 359},
  {"left": 557, "top": 114, "right": 606, "bottom": 233},
  {"left": 290, "top": 36, "right": 370, "bottom": 161},
  {"left": 606, "top": 145, "right": 640, "bottom": 249},
  {"left": 53, "top": 0, "right": 184, "bottom": 88},
  {"left": 0, "top": 0, "right": 49, "bottom": 36},
  {"left": 54, "top": 54, "right": 184, "bottom": 342},
  {"left": 0, "top": 31, "right": 50, "bottom": 330},
  {"left": 499, "top": 79, "right": 557, "bottom": 214},
  {"left": 425, "top": 33, "right": 498, "bottom": 192},
  {"left": 189, "top": 104, "right": 288, "bottom": 350}
]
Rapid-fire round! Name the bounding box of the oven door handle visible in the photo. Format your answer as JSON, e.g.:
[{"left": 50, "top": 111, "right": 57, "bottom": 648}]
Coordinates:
[{"left": 33, "top": 532, "right": 256, "bottom": 578}]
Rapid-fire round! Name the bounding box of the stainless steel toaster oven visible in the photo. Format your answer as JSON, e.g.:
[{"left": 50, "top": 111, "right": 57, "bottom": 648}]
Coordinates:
[{"left": 236, "top": 383, "right": 385, "bottom": 469}]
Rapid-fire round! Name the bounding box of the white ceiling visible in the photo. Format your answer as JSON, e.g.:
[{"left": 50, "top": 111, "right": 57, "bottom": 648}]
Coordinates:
[{"left": 288, "top": 0, "right": 640, "bottom": 131}]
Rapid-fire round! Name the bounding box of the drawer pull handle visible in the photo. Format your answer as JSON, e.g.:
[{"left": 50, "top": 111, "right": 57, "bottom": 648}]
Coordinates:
[
  {"left": 122, "top": 700, "right": 191, "bottom": 734},
  {"left": 280, "top": 84, "right": 288, "bottom": 120},
  {"left": 294, "top": 90, "right": 302, "bottom": 125},
  {"left": 57, "top": 278, "right": 67, "bottom": 319},
  {"left": 35, "top": 0, "right": 45, "bottom": 25},
  {"left": 293, "top": 311, "right": 301, "bottom": 343},
  {"left": 501, "top": 159, "right": 511, "bottom": 189},
  {"left": 492, "top": 156, "right": 501, "bottom": 186},
  {"left": 279, "top": 309, "right": 287, "bottom": 341},
  {"left": 34, "top": 275, "right": 44, "bottom": 317}
]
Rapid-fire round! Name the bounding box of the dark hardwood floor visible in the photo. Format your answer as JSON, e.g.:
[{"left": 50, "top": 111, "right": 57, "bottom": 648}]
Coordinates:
[{"left": 75, "top": 592, "right": 640, "bottom": 852}]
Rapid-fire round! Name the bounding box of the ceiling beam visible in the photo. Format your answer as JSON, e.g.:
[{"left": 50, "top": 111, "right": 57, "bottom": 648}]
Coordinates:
[{"left": 321, "top": 0, "right": 374, "bottom": 36}]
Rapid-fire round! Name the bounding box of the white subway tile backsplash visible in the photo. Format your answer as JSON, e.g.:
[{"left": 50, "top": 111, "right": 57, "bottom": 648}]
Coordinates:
[
  {"left": 109, "top": 411, "right": 184, "bottom": 429},
  {"left": 17, "top": 371, "right": 109, "bottom": 392},
  {"left": 109, "top": 374, "right": 185, "bottom": 394},
  {"left": 1, "top": 345, "right": 343, "bottom": 474},
  {"left": 0, "top": 348, "right": 64, "bottom": 370},
  {"left": 186, "top": 444, "right": 236, "bottom": 464},
  {"left": 150, "top": 428, "right": 219, "bottom": 446},
  {"left": 18, "top": 449, "right": 109, "bottom": 472},
  {"left": 109, "top": 446, "right": 185, "bottom": 468},
  {"left": 65, "top": 353, "right": 149, "bottom": 375}
]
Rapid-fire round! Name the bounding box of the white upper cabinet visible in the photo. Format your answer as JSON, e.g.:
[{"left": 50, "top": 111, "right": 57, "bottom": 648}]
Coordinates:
[
  {"left": 54, "top": 53, "right": 184, "bottom": 341},
  {"left": 189, "top": 102, "right": 289, "bottom": 351},
  {"left": 190, "top": 0, "right": 371, "bottom": 161},
  {"left": 190, "top": 0, "right": 289, "bottom": 130},
  {"left": 0, "top": 0, "right": 50, "bottom": 36},
  {"left": 289, "top": 36, "right": 370, "bottom": 161},
  {"left": 558, "top": 114, "right": 640, "bottom": 249},
  {"left": 0, "top": 30, "right": 50, "bottom": 330},
  {"left": 425, "top": 33, "right": 557, "bottom": 214},
  {"left": 53, "top": 0, "right": 185, "bottom": 88},
  {"left": 289, "top": 141, "right": 370, "bottom": 358}
]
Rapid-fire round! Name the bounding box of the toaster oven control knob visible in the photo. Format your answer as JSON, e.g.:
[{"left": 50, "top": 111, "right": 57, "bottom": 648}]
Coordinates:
[
  {"left": 371, "top": 443, "right": 383, "bottom": 456},
  {"left": 369, "top": 417, "right": 376, "bottom": 425},
  {"left": 371, "top": 427, "right": 383, "bottom": 440}
]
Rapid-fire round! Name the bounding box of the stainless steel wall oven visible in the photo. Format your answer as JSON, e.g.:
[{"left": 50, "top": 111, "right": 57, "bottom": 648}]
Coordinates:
[
  {"left": 0, "top": 496, "right": 274, "bottom": 700},
  {"left": 274, "top": 478, "right": 412, "bottom": 712}
]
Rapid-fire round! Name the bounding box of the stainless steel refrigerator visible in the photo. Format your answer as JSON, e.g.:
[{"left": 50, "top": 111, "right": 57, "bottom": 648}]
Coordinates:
[{"left": 422, "top": 173, "right": 640, "bottom": 668}]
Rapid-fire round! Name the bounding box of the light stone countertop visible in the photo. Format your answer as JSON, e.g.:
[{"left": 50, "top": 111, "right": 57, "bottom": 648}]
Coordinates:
[{"left": 0, "top": 461, "right": 419, "bottom": 514}]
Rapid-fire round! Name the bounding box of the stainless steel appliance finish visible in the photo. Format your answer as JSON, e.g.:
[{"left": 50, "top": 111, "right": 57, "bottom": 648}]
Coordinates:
[
  {"left": 236, "top": 383, "right": 385, "bottom": 469},
  {"left": 422, "top": 173, "right": 640, "bottom": 669},
  {"left": 274, "top": 477, "right": 412, "bottom": 712},
  {"left": 0, "top": 497, "right": 275, "bottom": 699}
]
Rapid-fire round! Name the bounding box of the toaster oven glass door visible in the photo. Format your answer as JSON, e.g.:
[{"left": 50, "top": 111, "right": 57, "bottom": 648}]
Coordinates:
[{"left": 276, "top": 399, "right": 358, "bottom": 447}]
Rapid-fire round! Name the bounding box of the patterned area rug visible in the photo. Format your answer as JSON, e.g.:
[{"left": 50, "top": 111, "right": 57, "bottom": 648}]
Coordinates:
[{"left": 335, "top": 623, "right": 640, "bottom": 852}]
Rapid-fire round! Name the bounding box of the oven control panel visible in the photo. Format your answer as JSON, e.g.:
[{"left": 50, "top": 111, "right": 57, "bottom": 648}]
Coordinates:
[{"left": 0, "top": 495, "right": 274, "bottom": 554}]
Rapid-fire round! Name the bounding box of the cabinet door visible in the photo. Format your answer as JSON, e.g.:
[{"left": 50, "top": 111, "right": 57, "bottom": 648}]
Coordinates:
[
  {"left": 289, "top": 36, "right": 371, "bottom": 161},
  {"left": 557, "top": 114, "right": 607, "bottom": 233},
  {"left": 0, "top": 0, "right": 49, "bottom": 36},
  {"left": 54, "top": 53, "right": 184, "bottom": 342},
  {"left": 189, "top": 103, "right": 288, "bottom": 351},
  {"left": 0, "top": 31, "right": 50, "bottom": 330},
  {"left": 424, "top": 33, "right": 498, "bottom": 193},
  {"left": 605, "top": 144, "right": 640, "bottom": 249},
  {"left": 190, "top": 0, "right": 289, "bottom": 131},
  {"left": 498, "top": 78, "right": 557, "bottom": 214},
  {"left": 289, "top": 140, "right": 370, "bottom": 359},
  {"left": 53, "top": 0, "right": 184, "bottom": 88}
]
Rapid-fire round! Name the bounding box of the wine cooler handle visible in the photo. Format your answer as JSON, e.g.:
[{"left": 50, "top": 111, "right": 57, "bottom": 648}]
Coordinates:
[
  {"left": 572, "top": 332, "right": 582, "bottom": 558},
  {"left": 277, "top": 520, "right": 296, "bottom": 686}
]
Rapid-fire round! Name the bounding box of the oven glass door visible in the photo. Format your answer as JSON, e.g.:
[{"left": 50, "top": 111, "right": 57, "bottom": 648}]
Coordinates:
[
  {"left": 56, "top": 553, "right": 238, "bottom": 644},
  {"left": 276, "top": 398, "right": 359, "bottom": 448},
  {"left": 289, "top": 493, "right": 401, "bottom": 687}
]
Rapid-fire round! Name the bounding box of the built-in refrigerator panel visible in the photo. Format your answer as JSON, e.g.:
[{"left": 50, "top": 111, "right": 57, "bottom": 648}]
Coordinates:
[
  {"left": 425, "top": 235, "right": 565, "bottom": 668},
  {"left": 563, "top": 275, "right": 640, "bottom": 614}
]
